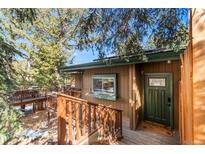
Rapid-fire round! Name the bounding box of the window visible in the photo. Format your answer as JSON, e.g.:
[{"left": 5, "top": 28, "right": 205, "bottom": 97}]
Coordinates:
[{"left": 90, "top": 74, "right": 117, "bottom": 101}]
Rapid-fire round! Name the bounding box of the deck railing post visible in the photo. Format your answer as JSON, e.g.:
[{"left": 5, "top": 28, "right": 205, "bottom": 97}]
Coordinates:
[
  {"left": 101, "top": 107, "right": 105, "bottom": 139},
  {"left": 57, "top": 96, "right": 67, "bottom": 145},
  {"left": 119, "top": 111, "right": 123, "bottom": 139},
  {"left": 88, "top": 105, "right": 91, "bottom": 133},
  {"left": 33, "top": 102, "right": 36, "bottom": 113},
  {"left": 104, "top": 108, "right": 109, "bottom": 139},
  {"left": 68, "top": 100, "right": 73, "bottom": 145},
  {"left": 112, "top": 111, "right": 116, "bottom": 134},
  {"left": 82, "top": 103, "right": 86, "bottom": 135},
  {"left": 93, "top": 106, "right": 96, "bottom": 130},
  {"left": 47, "top": 96, "right": 51, "bottom": 125},
  {"left": 75, "top": 102, "right": 80, "bottom": 140}
]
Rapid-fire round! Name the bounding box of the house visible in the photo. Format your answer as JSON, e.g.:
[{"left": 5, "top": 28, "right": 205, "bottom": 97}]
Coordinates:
[
  {"left": 62, "top": 49, "right": 182, "bottom": 132},
  {"left": 58, "top": 9, "right": 205, "bottom": 145}
]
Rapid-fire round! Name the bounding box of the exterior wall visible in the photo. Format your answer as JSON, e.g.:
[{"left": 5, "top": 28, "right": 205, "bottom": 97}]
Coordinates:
[
  {"left": 179, "top": 43, "right": 193, "bottom": 144},
  {"left": 81, "top": 65, "right": 130, "bottom": 117},
  {"left": 130, "top": 64, "right": 142, "bottom": 130},
  {"left": 140, "top": 60, "right": 180, "bottom": 130},
  {"left": 72, "top": 60, "right": 180, "bottom": 130},
  {"left": 70, "top": 74, "right": 83, "bottom": 88},
  {"left": 192, "top": 9, "right": 205, "bottom": 144},
  {"left": 76, "top": 60, "right": 180, "bottom": 130}
]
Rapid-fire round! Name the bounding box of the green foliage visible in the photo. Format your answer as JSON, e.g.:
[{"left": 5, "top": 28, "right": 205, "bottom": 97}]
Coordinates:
[
  {"left": 0, "top": 97, "right": 23, "bottom": 144},
  {"left": 1, "top": 8, "right": 84, "bottom": 89},
  {"left": 0, "top": 9, "right": 35, "bottom": 92},
  {"left": 8, "top": 9, "right": 38, "bottom": 25},
  {"left": 0, "top": 38, "right": 20, "bottom": 92},
  {"left": 76, "top": 8, "right": 189, "bottom": 59},
  {"left": 12, "top": 60, "right": 34, "bottom": 89},
  {"left": 0, "top": 9, "right": 37, "bottom": 144}
]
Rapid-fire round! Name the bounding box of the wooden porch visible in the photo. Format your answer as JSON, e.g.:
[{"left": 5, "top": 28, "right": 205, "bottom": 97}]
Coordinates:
[
  {"left": 116, "top": 117, "right": 179, "bottom": 145},
  {"left": 9, "top": 90, "right": 179, "bottom": 145},
  {"left": 55, "top": 93, "right": 180, "bottom": 145}
]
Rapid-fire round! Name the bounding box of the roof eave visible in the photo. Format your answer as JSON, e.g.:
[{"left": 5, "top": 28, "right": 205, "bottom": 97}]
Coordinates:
[{"left": 62, "top": 51, "right": 181, "bottom": 72}]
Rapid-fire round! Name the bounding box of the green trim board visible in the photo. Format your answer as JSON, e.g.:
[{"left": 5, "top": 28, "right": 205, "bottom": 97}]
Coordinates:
[
  {"left": 89, "top": 92, "right": 117, "bottom": 101},
  {"left": 62, "top": 49, "right": 183, "bottom": 72},
  {"left": 144, "top": 73, "right": 173, "bottom": 128}
]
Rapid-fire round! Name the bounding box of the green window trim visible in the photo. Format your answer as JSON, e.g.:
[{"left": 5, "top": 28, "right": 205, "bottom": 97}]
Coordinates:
[{"left": 89, "top": 74, "right": 117, "bottom": 101}]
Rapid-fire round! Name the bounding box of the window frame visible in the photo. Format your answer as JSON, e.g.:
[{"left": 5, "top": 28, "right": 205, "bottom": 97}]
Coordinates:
[{"left": 90, "top": 74, "right": 117, "bottom": 101}]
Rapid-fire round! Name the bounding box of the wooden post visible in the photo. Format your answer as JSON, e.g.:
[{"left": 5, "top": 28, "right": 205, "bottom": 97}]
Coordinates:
[
  {"left": 33, "top": 102, "right": 35, "bottom": 113},
  {"left": 101, "top": 108, "right": 105, "bottom": 133},
  {"left": 88, "top": 105, "right": 91, "bottom": 133},
  {"left": 129, "top": 64, "right": 133, "bottom": 130},
  {"left": 108, "top": 110, "right": 112, "bottom": 133},
  {"left": 93, "top": 106, "right": 96, "bottom": 130},
  {"left": 82, "top": 103, "right": 86, "bottom": 135},
  {"left": 57, "top": 96, "right": 67, "bottom": 145},
  {"left": 21, "top": 90, "right": 23, "bottom": 103},
  {"left": 97, "top": 107, "right": 101, "bottom": 129},
  {"left": 68, "top": 101, "right": 73, "bottom": 145},
  {"left": 75, "top": 102, "right": 80, "bottom": 140},
  {"left": 112, "top": 111, "right": 116, "bottom": 132},
  {"left": 47, "top": 96, "right": 52, "bottom": 125},
  {"left": 104, "top": 109, "right": 109, "bottom": 138},
  {"left": 119, "top": 111, "right": 123, "bottom": 138},
  {"left": 101, "top": 108, "right": 105, "bottom": 137}
]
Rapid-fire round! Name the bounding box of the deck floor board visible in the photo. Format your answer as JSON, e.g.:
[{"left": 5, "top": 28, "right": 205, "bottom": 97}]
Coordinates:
[{"left": 115, "top": 117, "right": 180, "bottom": 145}]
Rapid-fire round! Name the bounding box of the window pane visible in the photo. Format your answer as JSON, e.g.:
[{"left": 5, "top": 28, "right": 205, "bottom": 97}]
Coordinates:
[
  {"left": 149, "top": 78, "right": 166, "bottom": 87},
  {"left": 103, "top": 79, "right": 114, "bottom": 93},
  {"left": 93, "top": 78, "right": 102, "bottom": 92}
]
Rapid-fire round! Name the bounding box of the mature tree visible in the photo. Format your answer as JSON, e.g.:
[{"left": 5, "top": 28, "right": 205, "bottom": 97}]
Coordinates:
[
  {"left": 0, "top": 9, "right": 37, "bottom": 144},
  {"left": 75, "top": 8, "right": 188, "bottom": 60},
  {"left": 12, "top": 60, "right": 34, "bottom": 89},
  {"left": 1, "top": 8, "right": 84, "bottom": 90},
  {"left": 0, "top": 9, "right": 37, "bottom": 92}
]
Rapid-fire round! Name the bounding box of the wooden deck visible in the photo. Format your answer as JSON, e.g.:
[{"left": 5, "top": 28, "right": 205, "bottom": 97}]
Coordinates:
[{"left": 116, "top": 117, "right": 180, "bottom": 145}]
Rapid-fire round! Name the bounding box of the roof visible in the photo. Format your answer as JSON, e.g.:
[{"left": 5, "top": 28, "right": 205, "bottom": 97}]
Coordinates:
[{"left": 62, "top": 48, "right": 183, "bottom": 72}]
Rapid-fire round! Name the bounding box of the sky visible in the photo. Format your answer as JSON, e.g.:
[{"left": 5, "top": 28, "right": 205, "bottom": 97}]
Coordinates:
[{"left": 68, "top": 49, "right": 98, "bottom": 65}]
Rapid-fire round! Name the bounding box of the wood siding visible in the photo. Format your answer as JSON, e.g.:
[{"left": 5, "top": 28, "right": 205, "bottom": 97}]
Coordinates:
[
  {"left": 179, "top": 9, "right": 205, "bottom": 145},
  {"left": 77, "top": 61, "right": 180, "bottom": 130},
  {"left": 72, "top": 74, "right": 83, "bottom": 89},
  {"left": 192, "top": 9, "right": 205, "bottom": 144},
  {"left": 129, "top": 64, "right": 142, "bottom": 130},
  {"left": 180, "top": 43, "right": 193, "bottom": 144},
  {"left": 140, "top": 60, "right": 180, "bottom": 130},
  {"left": 81, "top": 65, "right": 130, "bottom": 117}
]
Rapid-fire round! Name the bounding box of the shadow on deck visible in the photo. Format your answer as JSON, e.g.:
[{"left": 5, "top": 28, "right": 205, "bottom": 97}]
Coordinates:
[{"left": 116, "top": 117, "right": 180, "bottom": 145}]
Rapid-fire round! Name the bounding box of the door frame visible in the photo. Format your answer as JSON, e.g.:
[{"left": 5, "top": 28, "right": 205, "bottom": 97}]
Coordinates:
[{"left": 143, "top": 73, "right": 174, "bottom": 129}]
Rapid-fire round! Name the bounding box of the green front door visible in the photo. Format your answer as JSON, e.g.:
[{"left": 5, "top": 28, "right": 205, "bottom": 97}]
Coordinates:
[{"left": 144, "top": 73, "right": 173, "bottom": 127}]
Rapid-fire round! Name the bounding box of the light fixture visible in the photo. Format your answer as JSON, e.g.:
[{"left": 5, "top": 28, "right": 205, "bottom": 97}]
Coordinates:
[{"left": 167, "top": 60, "right": 171, "bottom": 64}]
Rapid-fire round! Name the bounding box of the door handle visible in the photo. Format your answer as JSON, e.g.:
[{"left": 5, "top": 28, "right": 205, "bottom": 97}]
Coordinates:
[{"left": 167, "top": 97, "right": 171, "bottom": 107}]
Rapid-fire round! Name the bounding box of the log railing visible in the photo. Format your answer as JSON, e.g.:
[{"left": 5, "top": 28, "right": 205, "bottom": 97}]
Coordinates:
[
  {"left": 12, "top": 97, "right": 47, "bottom": 113},
  {"left": 11, "top": 89, "right": 46, "bottom": 102},
  {"left": 57, "top": 93, "right": 123, "bottom": 145},
  {"left": 10, "top": 89, "right": 47, "bottom": 112},
  {"left": 62, "top": 87, "right": 82, "bottom": 98}
]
